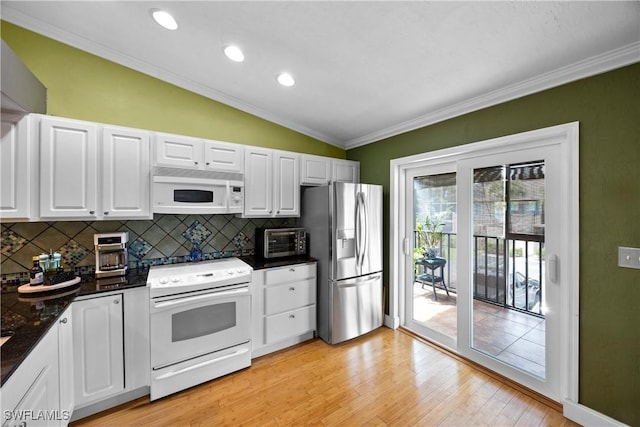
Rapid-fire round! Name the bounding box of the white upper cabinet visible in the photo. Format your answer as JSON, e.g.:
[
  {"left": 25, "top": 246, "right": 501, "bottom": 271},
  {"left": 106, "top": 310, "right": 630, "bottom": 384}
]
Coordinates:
[
  {"left": 0, "top": 115, "right": 32, "bottom": 220},
  {"left": 40, "top": 116, "right": 98, "bottom": 218},
  {"left": 203, "top": 140, "right": 244, "bottom": 173},
  {"left": 154, "top": 133, "right": 202, "bottom": 168},
  {"left": 332, "top": 159, "right": 360, "bottom": 183},
  {"left": 244, "top": 148, "right": 299, "bottom": 217},
  {"left": 274, "top": 151, "right": 300, "bottom": 216},
  {"left": 102, "top": 126, "right": 151, "bottom": 218},
  {"left": 300, "top": 154, "right": 331, "bottom": 186},
  {"left": 155, "top": 133, "right": 244, "bottom": 173},
  {"left": 38, "top": 116, "right": 152, "bottom": 220},
  {"left": 244, "top": 148, "right": 273, "bottom": 217},
  {"left": 300, "top": 155, "right": 360, "bottom": 186}
]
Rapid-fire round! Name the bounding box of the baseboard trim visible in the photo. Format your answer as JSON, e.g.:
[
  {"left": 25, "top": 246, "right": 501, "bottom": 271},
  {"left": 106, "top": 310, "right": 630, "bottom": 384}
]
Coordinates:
[
  {"left": 70, "top": 387, "right": 150, "bottom": 422},
  {"left": 563, "top": 400, "right": 628, "bottom": 427},
  {"left": 384, "top": 314, "right": 400, "bottom": 329}
]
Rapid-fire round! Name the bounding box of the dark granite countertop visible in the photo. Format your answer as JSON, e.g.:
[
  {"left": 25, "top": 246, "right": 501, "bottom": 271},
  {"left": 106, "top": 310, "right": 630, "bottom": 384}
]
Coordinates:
[
  {"left": 0, "top": 268, "right": 148, "bottom": 386},
  {"left": 240, "top": 255, "right": 317, "bottom": 270}
]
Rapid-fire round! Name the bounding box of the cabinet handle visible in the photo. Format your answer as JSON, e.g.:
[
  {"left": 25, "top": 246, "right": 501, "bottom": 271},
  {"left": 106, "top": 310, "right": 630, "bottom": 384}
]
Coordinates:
[
  {"left": 277, "top": 210, "right": 280, "bottom": 214},
  {"left": 289, "top": 287, "right": 295, "bottom": 291},
  {"left": 289, "top": 314, "right": 295, "bottom": 319},
  {"left": 89, "top": 210, "right": 95, "bottom": 215},
  {"left": 206, "top": 162, "right": 210, "bottom": 166},
  {"left": 114, "top": 299, "right": 120, "bottom": 304},
  {"left": 60, "top": 318, "right": 68, "bottom": 324},
  {"left": 194, "top": 161, "right": 199, "bottom": 165},
  {"left": 269, "top": 210, "right": 273, "bottom": 214},
  {"left": 104, "top": 211, "right": 109, "bottom": 215},
  {"left": 289, "top": 268, "right": 295, "bottom": 272}
]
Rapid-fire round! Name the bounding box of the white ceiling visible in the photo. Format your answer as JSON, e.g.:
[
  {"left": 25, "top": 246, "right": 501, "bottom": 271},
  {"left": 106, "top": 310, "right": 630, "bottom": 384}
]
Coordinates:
[{"left": 2, "top": 1, "right": 639, "bottom": 149}]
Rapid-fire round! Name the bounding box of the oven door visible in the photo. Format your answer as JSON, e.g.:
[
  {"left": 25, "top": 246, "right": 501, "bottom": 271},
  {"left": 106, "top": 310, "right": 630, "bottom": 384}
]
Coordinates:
[{"left": 150, "top": 286, "right": 250, "bottom": 369}]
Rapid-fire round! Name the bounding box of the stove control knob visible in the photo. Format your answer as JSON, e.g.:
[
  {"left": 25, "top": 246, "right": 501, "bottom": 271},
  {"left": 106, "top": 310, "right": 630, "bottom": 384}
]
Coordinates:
[
  {"left": 227, "top": 270, "right": 234, "bottom": 275},
  {"left": 159, "top": 278, "right": 169, "bottom": 284},
  {"left": 171, "top": 277, "right": 181, "bottom": 283}
]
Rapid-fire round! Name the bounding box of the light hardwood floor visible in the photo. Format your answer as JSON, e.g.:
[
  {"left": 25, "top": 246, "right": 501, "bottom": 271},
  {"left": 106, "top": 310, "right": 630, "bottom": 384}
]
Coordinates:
[{"left": 71, "top": 328, "right": 578, "bottom": 426}]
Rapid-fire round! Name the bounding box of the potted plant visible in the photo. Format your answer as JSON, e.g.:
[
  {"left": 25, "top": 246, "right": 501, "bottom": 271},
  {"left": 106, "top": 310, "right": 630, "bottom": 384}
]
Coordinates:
[{"left": 418, "top": 215, "right": 445, "bottom": 259}]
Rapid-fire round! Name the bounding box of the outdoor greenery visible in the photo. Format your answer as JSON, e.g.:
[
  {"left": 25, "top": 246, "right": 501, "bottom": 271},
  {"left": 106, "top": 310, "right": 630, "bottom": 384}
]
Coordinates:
[{"left": 415, "top": 215, "right": 445, "bottom": 259}]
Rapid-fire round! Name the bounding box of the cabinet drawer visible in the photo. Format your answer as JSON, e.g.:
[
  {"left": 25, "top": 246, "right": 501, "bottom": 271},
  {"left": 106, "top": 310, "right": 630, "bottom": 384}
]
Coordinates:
[
  {"left": 265, "top": 305, "right": 316, "bottom": 344},
  {"left": 265, "top": 278, "right": 316, "bottom": 315},
  {"left": 265, "top": 263, "right": 316, "bottom": 285}
]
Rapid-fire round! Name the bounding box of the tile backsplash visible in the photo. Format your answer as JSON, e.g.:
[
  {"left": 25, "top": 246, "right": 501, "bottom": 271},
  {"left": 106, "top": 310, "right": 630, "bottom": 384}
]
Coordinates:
[{"left": 1, "top": 214, "right": 295, "bottom": 284}]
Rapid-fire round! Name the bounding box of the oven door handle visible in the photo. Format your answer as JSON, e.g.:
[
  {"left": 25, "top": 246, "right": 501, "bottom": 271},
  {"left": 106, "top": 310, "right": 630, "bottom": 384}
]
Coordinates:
[
  {"left": 154, "top": 346, "right": 250, "bottom": 380},
  {"left": 153, "top": 287, "right": 249, "bottom": 309}
]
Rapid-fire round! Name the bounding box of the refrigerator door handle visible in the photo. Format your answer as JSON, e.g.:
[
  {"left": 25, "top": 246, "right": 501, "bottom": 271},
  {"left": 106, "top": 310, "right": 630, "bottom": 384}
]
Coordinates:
[
  {"left": 336, "top": 274, "right": 382, "bottom": 288},
  {"left": 354, "top": 193, "right": 361, "bottom": 266},
  {"left": 361, "top": 192, "right": 368, "bottom": 267}
]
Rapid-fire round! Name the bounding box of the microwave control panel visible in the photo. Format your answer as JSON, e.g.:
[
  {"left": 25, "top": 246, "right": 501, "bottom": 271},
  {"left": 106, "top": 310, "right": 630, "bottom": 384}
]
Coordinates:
[{"left": 229, "top": 186, "right": 244, "bottom": 208}]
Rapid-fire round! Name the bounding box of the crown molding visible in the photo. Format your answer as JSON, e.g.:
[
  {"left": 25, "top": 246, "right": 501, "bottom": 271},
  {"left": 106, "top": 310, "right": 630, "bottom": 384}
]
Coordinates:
[
  {"left": 1, "top": 7, "right": 345, "bottom": 149},
  {"left": 344, "top": 41, "right": 640, "bottom": 150}
]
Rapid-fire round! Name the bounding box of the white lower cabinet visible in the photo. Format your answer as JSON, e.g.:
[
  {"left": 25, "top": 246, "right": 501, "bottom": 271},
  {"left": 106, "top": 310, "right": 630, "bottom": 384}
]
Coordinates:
[
  {"left": 1, "top": 307, "right": 72, "bottom": 427},
  {"left": 69, "top": 287, "right": 149, "bottom": 421},
  {"left": 72, "top": 294, "right": 125, "bottom": 407},
  {"left": 58, "top": 308, "right": 74, "bottom": 423},
  {"left": 252, "top": 262, "right": 317, "bottom": 358}
]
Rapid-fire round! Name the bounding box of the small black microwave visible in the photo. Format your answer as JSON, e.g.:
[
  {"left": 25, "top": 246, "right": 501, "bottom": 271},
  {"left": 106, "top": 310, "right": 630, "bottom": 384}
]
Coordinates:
[{"left": 255, "top": 227, "right": 307, "bottom": 259}]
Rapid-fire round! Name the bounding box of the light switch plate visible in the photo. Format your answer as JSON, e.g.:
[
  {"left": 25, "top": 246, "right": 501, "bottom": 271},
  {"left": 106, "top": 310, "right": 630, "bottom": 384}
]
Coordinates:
[{"left": 618, "top": 247, "right": 640, "bottom": 270}]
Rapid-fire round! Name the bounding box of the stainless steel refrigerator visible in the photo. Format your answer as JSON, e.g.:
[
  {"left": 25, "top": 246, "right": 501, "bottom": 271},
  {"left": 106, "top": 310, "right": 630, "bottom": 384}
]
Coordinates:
[{"left": 301, "top": 182, "right": 383, "bottom": 344}]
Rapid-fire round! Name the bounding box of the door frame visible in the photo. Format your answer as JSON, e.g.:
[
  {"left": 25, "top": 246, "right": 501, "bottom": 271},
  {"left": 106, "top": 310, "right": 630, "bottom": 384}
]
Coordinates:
[{"left": 388, "top": 122, "right": 579, "bottom": 405}]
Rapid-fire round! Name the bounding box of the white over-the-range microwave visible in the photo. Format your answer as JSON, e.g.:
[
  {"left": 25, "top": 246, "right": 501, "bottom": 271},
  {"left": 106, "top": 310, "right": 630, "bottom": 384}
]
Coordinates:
[{"left": 152, "top": 166, "right": 244, "bottom": 214}]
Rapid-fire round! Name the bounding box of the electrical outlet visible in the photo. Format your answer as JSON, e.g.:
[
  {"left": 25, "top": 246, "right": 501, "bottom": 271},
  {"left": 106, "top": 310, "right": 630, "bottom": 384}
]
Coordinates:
[{"left": 618, "top": 247, "right": 640, "bottom": 270}]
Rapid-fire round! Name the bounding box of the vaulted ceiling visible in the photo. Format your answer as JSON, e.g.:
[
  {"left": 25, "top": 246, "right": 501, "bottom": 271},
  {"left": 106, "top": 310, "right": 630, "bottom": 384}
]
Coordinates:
[{"left": 2, "top": 1, "right": 639, "bottom": 149}]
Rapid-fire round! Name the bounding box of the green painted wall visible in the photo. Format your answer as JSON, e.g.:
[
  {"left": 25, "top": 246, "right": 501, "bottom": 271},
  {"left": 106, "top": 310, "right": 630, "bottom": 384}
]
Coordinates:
[
  {"left": 0, "top": 21, "right": 344, "bottom": 158},
  {"left": 348, "top": 63, "right": 640, "bottom": 425}
]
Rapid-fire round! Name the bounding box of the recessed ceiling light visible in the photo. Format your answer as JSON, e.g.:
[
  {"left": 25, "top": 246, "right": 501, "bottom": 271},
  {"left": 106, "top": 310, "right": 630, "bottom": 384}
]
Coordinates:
[
  {"left": 224, "top": 45, "right": 245, "bottom": 63},
  {"left": 151, "top": 9, "right": 178, "bottom": 30},
  {"left": 277, "top": 72, "right": 295, "bottom": 87}
]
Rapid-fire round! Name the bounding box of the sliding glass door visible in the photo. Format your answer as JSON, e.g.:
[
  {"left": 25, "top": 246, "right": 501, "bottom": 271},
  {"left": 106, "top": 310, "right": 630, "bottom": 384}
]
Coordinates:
[
  {"left": 395, "top": 123, "right": 578, "bottom": 402},
  {"left": 405, "top": 165, "right": 457, "bottom": 348}
]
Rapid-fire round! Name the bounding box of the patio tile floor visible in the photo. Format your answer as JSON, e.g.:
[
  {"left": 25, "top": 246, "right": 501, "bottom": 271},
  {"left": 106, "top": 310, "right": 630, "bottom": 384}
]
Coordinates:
[{"left": 412, "top": 282, "right": 546, "bottom": 378}]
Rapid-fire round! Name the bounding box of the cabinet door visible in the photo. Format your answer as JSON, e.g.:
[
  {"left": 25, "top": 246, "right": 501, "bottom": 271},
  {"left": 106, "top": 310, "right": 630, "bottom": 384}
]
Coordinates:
[
  {"left": 0, "top": 116, "right": 31, "bottom": 220},
  {"left": 203, "top": 140, "right": 244, "bottom": 173},
  {"left": 57, "top": 307, "right": 74, "bottom": 424},
  {"left": 123, "top": 287, "right": 150, "bottom": 390},
  {"left": 273, "top": 151, "right": 299, "bottom": 217},
  {"left": 102, "top": 127, "right": 151, "bottom": 219},
  {"left": 300, "top": 154, "right": 331, "bottom": 186},
  {"left": 155, "top": 133, "right": 202, "bottom": 168},
  {"left": 72, "top": 294, "right": 125, "bottom": 407},
  {"left": 40, "top": 117, "right": 98, "bottom": 218},
  {"left": 1, "top": 321, "right": 61, "bottom": 427},
  {"left": 332, "top": 159, "right": 360, "bottom": 183},
  {"left": 244, "top": 148, "right": 273, "bottom": 217}
]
